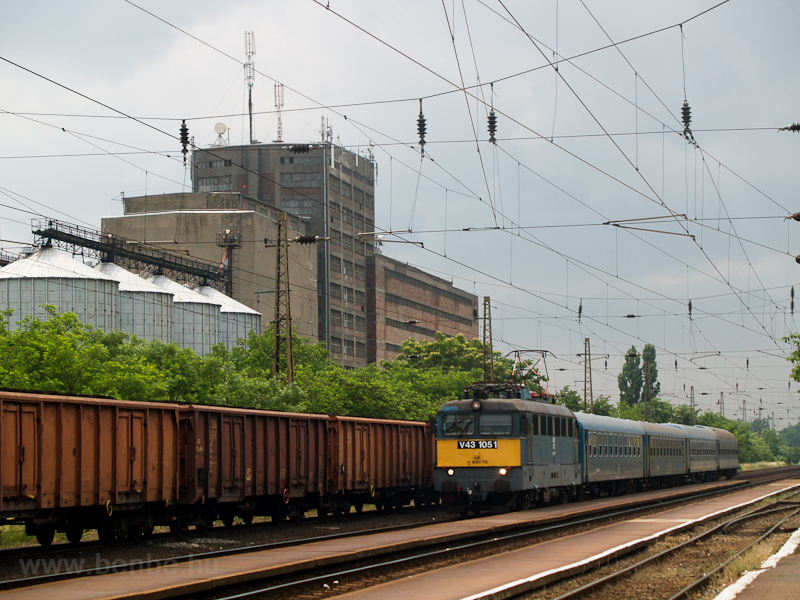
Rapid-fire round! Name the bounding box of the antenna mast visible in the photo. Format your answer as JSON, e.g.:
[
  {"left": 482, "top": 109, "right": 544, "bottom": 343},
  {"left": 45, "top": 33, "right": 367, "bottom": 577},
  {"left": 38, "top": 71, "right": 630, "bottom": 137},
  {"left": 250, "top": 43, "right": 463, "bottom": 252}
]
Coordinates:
[
  {"left": 245, "top": 31, "right": 256, "bottom": 144},
  {"left": 274, "top": 83, "right": 285, "bottom": 142}
]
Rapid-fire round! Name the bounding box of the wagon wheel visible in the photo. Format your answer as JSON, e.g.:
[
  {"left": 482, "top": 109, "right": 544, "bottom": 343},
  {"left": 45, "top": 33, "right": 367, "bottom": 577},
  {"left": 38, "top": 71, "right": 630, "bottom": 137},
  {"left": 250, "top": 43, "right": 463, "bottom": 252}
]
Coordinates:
[
  {"left": 126, "top": 528, "right": 142, "bottom": 543},
  {"left": 195, "top": 515, "right": 214, "bottom": 535},
  {"left": 241, "top": 513, "right": 254, "bottom": 526},
  {"left": 353, "top": 500, "right": 364, "bottom": 514},
  {"left": 65, "top": 525, "right": 84, "bottom": 545},
  {"left": 35, "top": 526, "right": 55, "bottom": 547},
  {"left": 221, "top": 513, "right": 234, "bottom": 528}
]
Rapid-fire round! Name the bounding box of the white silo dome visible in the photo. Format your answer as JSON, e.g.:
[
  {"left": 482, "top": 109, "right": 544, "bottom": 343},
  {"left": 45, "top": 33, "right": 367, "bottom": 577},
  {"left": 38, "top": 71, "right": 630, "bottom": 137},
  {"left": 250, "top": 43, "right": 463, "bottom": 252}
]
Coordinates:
[
  {"left": 94, "top": 262, "right": 174, "bottom": 341},
  {"left": 0, "top": 247, "right": 118, "bottom": 330},
  {"left": 146, "top": 275, "right": 221, "bottom": 355},
  {"left": 196, "top": 285, "right": 262, "bottom": 350}
]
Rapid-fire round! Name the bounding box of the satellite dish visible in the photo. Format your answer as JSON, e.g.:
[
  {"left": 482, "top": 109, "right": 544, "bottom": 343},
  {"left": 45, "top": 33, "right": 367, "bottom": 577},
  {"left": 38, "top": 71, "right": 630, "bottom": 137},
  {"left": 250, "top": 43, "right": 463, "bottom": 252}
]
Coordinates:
[{"left": 214, "top": 122, "right": 227, "bottom": 134}]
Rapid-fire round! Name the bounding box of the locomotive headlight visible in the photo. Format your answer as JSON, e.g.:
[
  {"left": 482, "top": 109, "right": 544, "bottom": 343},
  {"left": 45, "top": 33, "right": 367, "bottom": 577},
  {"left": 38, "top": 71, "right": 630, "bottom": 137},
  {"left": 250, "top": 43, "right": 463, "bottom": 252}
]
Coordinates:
[
  {"left": 499, "top": 468, "right": 508, "bottom": 476},
  {"left": 471, "top": 399, "right": 483, "bottom": 411},
  {"left": 447, "top": 468, "right": 455, "bottom": 476}
]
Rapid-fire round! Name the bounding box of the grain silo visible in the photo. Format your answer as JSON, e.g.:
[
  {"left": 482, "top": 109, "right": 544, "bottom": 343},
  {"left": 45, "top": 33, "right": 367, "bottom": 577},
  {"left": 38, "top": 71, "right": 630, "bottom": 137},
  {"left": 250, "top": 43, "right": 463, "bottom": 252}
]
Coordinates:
[
  {"left": 196, "top": 285, "right": 261, "bottom": 350},
  {"left": 147, "top": 275, "right": 220, "bottom": 355},
  {"left": 0, "top": 247, "right": 118, "bottom": 330},
  {"left": 94, "top": 262, "right": 174, "bottom": 341}
]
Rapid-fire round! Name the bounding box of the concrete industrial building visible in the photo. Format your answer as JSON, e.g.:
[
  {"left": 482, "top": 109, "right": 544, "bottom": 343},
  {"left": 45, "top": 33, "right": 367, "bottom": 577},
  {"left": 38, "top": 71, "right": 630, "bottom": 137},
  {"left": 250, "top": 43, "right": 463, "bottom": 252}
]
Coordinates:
[
  {"left": 367, "top": 254, "right": 478, "bottom": 363},
  {"left": 101, "top": 192, "right": 317, "bottom": 342},
  {"left": 192, "top": 142, "right": 376, "bottom": 368},
  {"left": 102, "top": 141, "right": 478, "bottom": 367}
]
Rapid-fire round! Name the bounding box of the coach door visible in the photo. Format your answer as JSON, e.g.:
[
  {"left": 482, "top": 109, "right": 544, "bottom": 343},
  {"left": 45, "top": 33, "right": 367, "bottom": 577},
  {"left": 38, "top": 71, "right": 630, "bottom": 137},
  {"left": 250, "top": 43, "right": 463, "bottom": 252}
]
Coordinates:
[
  {"left": 116, "top": 409, "right": 145, "bottom": 497},
  {"left": 357, "top": 423, "right": 369, "bottom": 487},
  {"left": 221, "top": 415, "right": 244, "bottom": 492},
  {"left": 2, "top": 403, "right": 38, "bottom": 502},
  {"left": 290, "top": 420, "right": 308, "bottom": 490}
]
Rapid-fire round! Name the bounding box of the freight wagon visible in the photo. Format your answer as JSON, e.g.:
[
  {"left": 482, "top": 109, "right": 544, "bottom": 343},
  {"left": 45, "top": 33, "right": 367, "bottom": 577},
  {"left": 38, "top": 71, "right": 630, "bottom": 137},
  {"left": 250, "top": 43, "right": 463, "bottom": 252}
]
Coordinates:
[{"left": 0, "top": 389, "right": 436, "bottom": 546}]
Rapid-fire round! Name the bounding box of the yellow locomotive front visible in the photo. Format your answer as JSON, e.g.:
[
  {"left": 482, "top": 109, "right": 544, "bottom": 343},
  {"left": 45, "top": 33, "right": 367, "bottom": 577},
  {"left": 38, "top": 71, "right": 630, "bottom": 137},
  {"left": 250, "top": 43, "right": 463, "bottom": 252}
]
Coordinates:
[{"left": 434, "top": 385, "right": 530, "bottom": 513}]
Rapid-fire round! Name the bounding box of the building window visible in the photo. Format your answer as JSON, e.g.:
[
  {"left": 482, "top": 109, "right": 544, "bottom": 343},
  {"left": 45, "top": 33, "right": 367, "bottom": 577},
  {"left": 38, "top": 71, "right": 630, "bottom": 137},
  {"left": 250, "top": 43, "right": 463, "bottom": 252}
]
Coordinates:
[
  {"left": 386, "top": 342, "right": 402, "bottom": 353},
  {"left": 330, "top": 310, "right": 342, "bottom": 327},
  {"left": 279, "top": 172, "right": 322, "bottom": 187},
  {"left": 343, "top": 286, "right": 353, "bottom": 303},
  {"left": 356, "top": 342, "right": 366, "bottom": 358},
  {"left": 342, "top": 207, "right": 353, "bottom": 225},
  {"left": 197, "top": 175, "right": 232, "bottom": 192},
  {"left": 365, "top": 193, "right": 374, "bottom": 209},
  {"left": 355, "top": 290, "right": 365, "bottom": 306},
  {"left": 343, "top": 312, "right": 354, "bottom": 329},
  {"left": 329, "top": 176, "right": 340, "bottom": 193},
  {"left": 356, "top": 315, "right": 366, "bottom": 332},
  {"left": 330, "top": 337, "right": 342, "bottom": 354},
  {"left": 342, "top": 182, "right": 352, "bottom": 198},
  {"left": 329, "top": 201, "right": 340, "bottom": 220},
  {"left": 343, "top": 339, "right": 354, "bottom": 356},
  {"left": 280, "top": 156, "right": 322, "bottom": 165},
  {"left": 330, "top": 255, "right": 341, "bottom": 273},
  {"left": 196, "top": 159, "right": 232, "bottom": 169},
  {"left": 331, "top": 228, "right": 341, "bottom": 246},
  {"left": 343, "top": 260, "right": 354, "bottom": 277},
  {"left": 354, "top": 187, "right": 365, "bottom": 203},
  {"left": 331, "top": 283, "right": 342, "bottom": 300},
  {"left": 355, "top": 264, "right": 365, "bottom": 281}
]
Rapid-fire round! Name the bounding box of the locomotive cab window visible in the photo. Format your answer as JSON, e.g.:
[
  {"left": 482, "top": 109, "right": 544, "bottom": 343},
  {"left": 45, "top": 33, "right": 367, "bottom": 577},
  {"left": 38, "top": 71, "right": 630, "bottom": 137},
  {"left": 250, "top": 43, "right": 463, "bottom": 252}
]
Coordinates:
[
  {"left": 441, "top": 414, "right": 474, "bottom": 436},
  {"left": 478, "top": 414, "right": 513, "bottom": 436}
]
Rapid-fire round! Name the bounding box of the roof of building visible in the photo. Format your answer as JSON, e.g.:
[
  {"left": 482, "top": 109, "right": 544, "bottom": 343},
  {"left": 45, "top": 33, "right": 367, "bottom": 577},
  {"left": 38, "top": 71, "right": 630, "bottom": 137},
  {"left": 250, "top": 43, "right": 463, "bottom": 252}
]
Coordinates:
[
  {"left": 0, "top": 247, "right": 113, "bottom": 281},
  {"left": 146, "top": 274, "right": 220, "bottom": 305},
  {"left": 94, "top": 262, "right": 170, "bottom": 294},
  {"left": 196, "top": 285, "right": 260, "bottom": 315}
]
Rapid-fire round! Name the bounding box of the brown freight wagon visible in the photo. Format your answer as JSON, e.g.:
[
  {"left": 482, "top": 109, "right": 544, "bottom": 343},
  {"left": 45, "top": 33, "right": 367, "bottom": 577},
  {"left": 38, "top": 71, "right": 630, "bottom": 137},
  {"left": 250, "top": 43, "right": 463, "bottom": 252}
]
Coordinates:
[
  {"left": 0, "top": 390, "right": 181, "bottom": 545},
  {"left": 176, "top": 405, "right": 329, "bottom": 530},
  {"left": 327, "top": 416, "right": 437, "bottom": 513}
]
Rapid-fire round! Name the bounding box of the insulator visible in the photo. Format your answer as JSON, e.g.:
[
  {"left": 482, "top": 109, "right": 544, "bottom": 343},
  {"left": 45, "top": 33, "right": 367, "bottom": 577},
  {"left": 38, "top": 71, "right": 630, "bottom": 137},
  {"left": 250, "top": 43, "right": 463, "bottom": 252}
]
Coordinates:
[
  {"left": 180, "top": 120, "right": 189, "bottom": 165},
  {"left": 291, "top": 144, "right": 310, "bottom": 153},
  {"left": 792, "top": 286, "right": 795, "bottom": 315},
  {"left": 681, "top": 100, "right": 691, "bottom": 130},
  {"left": 688, "top": 299, "right": 692, "bottom": 319},
  {"left": 746, "top": 358, "right": 749, "bottom": 371},
  {"left": 488, "top": 110, "right": 497, "bottom": 144},
  {"left": 675, "top": 359, "right": 678, "bottom": 371},
  {"left": 294, "top": 235, "right": 317, "bottom": 245},
  {"left": 779, "top": 123, "right": 800, "bottom": 132},
  {"left": 578, "top": 300, "right": 582, "bottom": 321},
  {"left": 417, "top": 99, "right": 426, "bottom": 153}
]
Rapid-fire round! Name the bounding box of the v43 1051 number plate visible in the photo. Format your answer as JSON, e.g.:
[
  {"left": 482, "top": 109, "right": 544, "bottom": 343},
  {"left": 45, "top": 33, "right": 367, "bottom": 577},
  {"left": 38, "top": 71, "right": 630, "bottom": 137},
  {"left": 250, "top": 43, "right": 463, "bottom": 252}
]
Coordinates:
[{"left": 457, "top": 440, "right": 498, "bottom": 449}]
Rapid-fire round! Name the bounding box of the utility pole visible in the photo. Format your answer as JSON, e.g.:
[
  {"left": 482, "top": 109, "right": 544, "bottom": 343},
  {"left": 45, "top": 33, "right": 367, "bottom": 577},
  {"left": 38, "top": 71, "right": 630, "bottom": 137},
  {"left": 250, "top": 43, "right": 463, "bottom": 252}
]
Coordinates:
[
  {"left": 583, "top": 338, "right": 593, "bottom": 413},
  {"left": 720, "top": 392, "right": 725, "bottom": 418},
  {"left": 742, "top": 399, "right": 746, "bottom": 423},
  {"left": 483, "top": 297, "right": 494, "bottom": 382},
  {"left": 644, "top": 361, "right": 652, "bottom": 422},
  {"left": 689, "top": 386, "right": 695, "bottom": 425},
  {"left": 273, "top": 213, "right": 294, "bottom": 382}
]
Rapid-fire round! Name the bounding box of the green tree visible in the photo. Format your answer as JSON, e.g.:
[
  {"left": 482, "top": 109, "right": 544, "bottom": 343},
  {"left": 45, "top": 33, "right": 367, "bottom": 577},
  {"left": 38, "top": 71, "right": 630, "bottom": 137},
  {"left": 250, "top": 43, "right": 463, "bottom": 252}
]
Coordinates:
[
  {"left": 554, "top": 386, "right": 583, "bottom": 412},
  {"left": 641, "top": 344, "right": 660, "bottom": 401},
  {"left": 618, "top": 346, "right": 643, "bottom": 406}
]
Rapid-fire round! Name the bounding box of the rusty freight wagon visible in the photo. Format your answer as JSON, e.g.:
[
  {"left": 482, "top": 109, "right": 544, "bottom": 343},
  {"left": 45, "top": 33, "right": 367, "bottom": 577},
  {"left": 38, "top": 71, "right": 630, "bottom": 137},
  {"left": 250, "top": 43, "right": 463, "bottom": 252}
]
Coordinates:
[
  {"left": 327, "top": 416, "right": 437, "bottom": 513},
  {"left": 0, "top": 389, "right": 181, "bottom": 545},
  {"left": 176, "top": 405, "right": 329, "bottom": 530}
]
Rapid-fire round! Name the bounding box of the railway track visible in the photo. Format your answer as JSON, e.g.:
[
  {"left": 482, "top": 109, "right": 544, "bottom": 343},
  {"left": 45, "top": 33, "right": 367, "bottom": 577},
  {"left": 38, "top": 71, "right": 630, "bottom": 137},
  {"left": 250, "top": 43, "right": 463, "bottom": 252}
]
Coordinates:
[
  {"left": 0, "top": 467, "right": 795, "bottom": 598},
  {"left": 164, "top": 471, "right": 800, "bottom": 600}
]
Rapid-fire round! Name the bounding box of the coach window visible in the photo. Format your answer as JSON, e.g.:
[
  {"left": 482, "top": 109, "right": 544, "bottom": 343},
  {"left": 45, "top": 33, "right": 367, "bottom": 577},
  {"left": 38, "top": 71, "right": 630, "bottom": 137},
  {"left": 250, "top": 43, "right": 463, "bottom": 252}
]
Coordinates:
[
  {"left": 479, "top": 414, "right": 513, "bottom": 436},
  {"left": 441, "top": 414, "right": 474, "bottom": 436}
]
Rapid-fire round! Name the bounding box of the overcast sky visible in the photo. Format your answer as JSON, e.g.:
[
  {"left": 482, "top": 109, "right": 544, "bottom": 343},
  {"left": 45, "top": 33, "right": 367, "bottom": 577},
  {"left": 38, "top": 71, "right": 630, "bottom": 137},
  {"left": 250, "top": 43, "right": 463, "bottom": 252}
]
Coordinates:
[{"left": 2, "top": 1, "right": 800, "bottom": 423}]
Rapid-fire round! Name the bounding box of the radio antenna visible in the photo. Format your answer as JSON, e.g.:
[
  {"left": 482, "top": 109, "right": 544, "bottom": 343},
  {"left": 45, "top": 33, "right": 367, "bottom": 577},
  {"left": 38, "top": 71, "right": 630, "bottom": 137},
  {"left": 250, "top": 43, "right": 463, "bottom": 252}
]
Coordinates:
[{"left": 245, "top": 31, "right": 257, "bottom": 144}]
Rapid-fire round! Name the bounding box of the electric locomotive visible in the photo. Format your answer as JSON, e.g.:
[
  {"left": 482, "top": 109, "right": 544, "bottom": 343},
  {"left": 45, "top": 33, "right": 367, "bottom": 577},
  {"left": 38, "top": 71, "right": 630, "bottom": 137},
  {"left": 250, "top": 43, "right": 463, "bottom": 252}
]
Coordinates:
[{"left": 434, "top": 383, "right": 580, "bottom": 513}]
